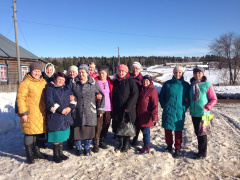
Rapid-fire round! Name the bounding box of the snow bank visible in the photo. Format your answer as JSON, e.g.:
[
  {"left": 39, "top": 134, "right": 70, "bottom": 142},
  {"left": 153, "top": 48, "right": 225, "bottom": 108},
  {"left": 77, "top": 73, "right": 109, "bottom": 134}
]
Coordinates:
[{"left": 0, "top": 92, "right": 20, "bottom": 134}]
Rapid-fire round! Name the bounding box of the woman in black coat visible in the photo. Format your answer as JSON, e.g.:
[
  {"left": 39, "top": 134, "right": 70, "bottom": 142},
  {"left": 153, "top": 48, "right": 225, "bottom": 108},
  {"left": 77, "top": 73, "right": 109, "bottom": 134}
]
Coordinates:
[
  {"left": 45, "top": 72, "right": 75, "bottom": 163},
  {"left": 112, "top": 64, "right": 139, "bottom": 152}
]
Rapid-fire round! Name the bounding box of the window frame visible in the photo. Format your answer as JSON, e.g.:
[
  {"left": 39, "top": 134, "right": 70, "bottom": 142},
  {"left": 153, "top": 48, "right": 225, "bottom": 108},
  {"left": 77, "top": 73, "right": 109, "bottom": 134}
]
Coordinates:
[
  {"left": 20, "top": 65, "right": 29, "bottom": 81},
  {"left": 0, "top": 64, "right": 8, "bottom": 83}
]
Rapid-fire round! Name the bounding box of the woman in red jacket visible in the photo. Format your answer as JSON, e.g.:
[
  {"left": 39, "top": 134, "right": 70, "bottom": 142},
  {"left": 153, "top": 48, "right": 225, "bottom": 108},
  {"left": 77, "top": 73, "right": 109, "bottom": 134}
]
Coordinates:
[{"left": 137, "top": 75, "right": 158, "bottom": 154}]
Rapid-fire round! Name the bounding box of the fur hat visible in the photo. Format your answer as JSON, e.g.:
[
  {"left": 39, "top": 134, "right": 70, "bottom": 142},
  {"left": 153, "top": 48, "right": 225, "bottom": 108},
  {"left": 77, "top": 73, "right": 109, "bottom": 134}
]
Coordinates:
[
  {"left": 30, "top": 62, "right": 42, "bottom": 73},
  {"left": 131, "top": 62, "right": 142, "bottom": 70},
  {"left": 142, "top": 75, "right": 152, "bottom": 83},
  {"left": 78, "top": 64, "right": 90, "bottom": 74},
  {"left": 117, "top": 64, "right": 128, "bottom": 73},
  {"left": 68, "top": 65, "right": 78, "bottom": 75}
]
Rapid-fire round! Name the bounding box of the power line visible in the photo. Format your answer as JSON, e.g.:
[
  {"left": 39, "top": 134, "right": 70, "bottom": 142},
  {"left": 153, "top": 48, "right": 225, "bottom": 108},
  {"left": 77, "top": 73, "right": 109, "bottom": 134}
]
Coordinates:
[
  {"left": 18, "top": 20, "right": 210, "bottom": 41},
  {"left": 5, "top": 22, "right": 14, "bottom": 37},
  {"left": 18, "top": 22, "right": 31, "bottom": 52}
]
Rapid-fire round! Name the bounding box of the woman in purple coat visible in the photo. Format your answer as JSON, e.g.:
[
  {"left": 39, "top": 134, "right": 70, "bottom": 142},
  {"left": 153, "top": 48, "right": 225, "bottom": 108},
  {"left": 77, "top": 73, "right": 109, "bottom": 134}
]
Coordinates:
[{"left": 137, "top": 75, "right": 158, "bottom": 154}]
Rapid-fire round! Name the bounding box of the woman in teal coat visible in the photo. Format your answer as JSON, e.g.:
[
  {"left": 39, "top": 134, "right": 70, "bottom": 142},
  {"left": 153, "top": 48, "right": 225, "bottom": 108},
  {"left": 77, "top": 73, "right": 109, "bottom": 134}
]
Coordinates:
[{"left": 159, "top": 66, "right": 190, "bottom": 158}]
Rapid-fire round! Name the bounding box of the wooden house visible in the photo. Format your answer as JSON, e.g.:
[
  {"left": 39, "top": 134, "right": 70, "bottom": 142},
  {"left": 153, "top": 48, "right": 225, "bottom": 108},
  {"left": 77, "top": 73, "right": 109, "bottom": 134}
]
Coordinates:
[{"left": 0, "top": 33, "right": 48, "bottom": 91}]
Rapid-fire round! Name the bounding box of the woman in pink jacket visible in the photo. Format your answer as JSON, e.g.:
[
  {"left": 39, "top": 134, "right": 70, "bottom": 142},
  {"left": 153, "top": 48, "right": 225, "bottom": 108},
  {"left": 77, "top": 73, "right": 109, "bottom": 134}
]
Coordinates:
[{"left": 137, "top": 75, "right": 158, "bottom": 154}]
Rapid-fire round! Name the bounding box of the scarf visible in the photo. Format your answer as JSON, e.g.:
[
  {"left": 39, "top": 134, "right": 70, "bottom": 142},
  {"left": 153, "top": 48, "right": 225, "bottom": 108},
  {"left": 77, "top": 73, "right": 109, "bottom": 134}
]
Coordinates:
[{"left": 192, "top": 79, "right": 202, "bottom": 102}]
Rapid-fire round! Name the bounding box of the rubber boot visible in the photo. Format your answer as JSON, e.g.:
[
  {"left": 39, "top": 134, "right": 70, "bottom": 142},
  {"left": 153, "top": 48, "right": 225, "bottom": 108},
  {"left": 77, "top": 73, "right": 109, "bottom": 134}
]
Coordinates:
[
  {"left": 33, "top": 142, "right": 48, "bottom": 159},
  {"left": 25, "top": 144, "right": 35, "bottom": 164},
  {"left": 93, "top": 138, "right": 99, "bottom": 153},
  {"left": 59, "top": 142, "right": 69, "bottom": 160},
  {"left": 53, "top": 144, "right": 63, "bottom": 163},
  {"left": 121, "top": 137, "right": 130, "bottom": 152},
  {"left": 115, "top": 137, "right": 123, "bottom": 152}
]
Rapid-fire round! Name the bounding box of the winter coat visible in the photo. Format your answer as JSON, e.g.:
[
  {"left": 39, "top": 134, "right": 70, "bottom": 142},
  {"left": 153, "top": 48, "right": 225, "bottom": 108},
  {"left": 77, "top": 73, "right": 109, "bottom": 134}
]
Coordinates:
[
  {"left": 45, "top": 83, "right": 75, "bottom": 132},
  {"left": 137, "top": 82, "right": 158, "bottom": 128},
  {"left": 131, "top": 72, "right": 144, "bottom": 92},
  {"left": 189, "top": 81, "right": 217, "bottom": 117},
  {"left": 89, "top": 72, "right": 99, "bottom": 78},
  {"left": 112, "top": 74, "right": 139, "bottom": 133},
  {"left": 159, "top": 76, "right": 190, "bottom": 131},
  {"left": 70, "top": 76, "right": 105, "bottom": 127},
  {"left": 17, "top": 73, "right": 47, "bottom": 135},
  {"left": 95, "top": 76, "right": 114, "bottom": 111}
]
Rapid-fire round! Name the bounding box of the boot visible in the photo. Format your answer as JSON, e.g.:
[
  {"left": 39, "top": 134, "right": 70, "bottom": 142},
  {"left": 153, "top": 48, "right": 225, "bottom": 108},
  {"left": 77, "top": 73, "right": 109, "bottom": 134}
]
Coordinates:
[
  {"left": 115, "top": 137, "right": 123, "bottom": 152},
  {"left": 99, "top": 138, "right": 108, "bottom": 149},
  {"left": 121, "top": 137, "right": 130, "bottom": 152},
  {"left": 138, "top": 145, "right": 150, "bottom": 155},
  {"left": 33, "top": 143, "right": 48, "bottom": 159},
  {"left": 67, "top": 138, "right": 74, "bottom": 149},
  {"left": 25, "top": 144, "right": 35, "bottom": 164},
  {"left": 59, "top": 142, "right": 69, "bottom": 160},
  {"left": 75, "top": 140, "right": 83, "bottom": 156},
  {"left": 83, "top": 139, "right": 92, "bottom": 156},
  {"left": 53, "top": 144, "right": 63, "bottom": 163},
  {"left": 173, "top": 149, "right": 180, "bottom": 159},
  {"left": 164, "top": 144, "right": 173, "bottom": 152},
  {"left": 92, "top": 138, "right": 99, "bottom": 153}
]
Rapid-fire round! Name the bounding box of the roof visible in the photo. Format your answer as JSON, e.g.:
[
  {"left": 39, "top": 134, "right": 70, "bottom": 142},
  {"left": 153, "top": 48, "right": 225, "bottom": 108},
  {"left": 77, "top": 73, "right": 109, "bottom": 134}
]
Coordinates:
[{"left": 0, "top": 33, "right": 39, "bottom": 59}]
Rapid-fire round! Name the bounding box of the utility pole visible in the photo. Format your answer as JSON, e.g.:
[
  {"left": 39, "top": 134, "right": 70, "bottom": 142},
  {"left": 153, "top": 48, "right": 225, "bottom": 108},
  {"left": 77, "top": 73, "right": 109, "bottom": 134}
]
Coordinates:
[
  {"left": 118, "top": 47, "right": 120, "bottom": 65},
  {"left": 12, "top": 0, "right": 21, "bottom": 83}
]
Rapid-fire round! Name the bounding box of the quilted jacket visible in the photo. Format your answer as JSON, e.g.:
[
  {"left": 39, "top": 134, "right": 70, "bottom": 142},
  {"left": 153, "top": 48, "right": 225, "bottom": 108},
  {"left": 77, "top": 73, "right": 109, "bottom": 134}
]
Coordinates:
[{"left": 17, "top": 73, "right": 47, "bottom": 135}]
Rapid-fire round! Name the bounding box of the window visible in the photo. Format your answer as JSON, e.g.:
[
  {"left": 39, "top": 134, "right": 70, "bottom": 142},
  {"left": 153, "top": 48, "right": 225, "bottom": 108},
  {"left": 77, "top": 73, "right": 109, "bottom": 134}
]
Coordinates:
[
  {"left": 0, "top": 64, "right": 8, "bottom": 82},
  {"left": 21, "top": 65, "right": 29, "bottom": 80}
]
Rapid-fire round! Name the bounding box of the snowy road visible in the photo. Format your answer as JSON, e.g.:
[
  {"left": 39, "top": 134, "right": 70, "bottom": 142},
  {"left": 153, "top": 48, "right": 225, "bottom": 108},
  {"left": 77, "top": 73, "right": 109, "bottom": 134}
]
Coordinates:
[{"left": 0, "top": 102, "right": 239, "bottom": 180}]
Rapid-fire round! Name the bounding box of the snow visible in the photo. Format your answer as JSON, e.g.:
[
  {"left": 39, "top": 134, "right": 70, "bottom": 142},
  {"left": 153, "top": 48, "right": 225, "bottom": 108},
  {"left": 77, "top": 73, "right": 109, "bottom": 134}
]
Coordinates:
[{"left": 0, "top": 66, "right": 240, "bottom": 179}]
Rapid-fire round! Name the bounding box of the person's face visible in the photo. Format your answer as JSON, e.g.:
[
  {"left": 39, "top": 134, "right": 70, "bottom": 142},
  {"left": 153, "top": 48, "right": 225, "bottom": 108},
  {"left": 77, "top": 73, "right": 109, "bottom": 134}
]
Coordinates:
[
  {"left": 143, "top": 79, "right": 150, "bottom": 87},
  {"left": 46, "top": 66, "right": 53, "bottom": 76},
  {"left": 78, "top": 69, "right": 88, "bottom": 80},
  {"left": 173, "top": 70, "right": 183, "bottom": 80},
  {"left": 132, "top": 66, "right": 140, "bottom": 77},
  {"left": 99, "top": 70, "right": 107, "bottom": 81},
  {"left": 69, "top": 71, "right": 77, "bottom": 79},
  {"left": 193, "top": 71, "right": 204, "bottom": 80},
  {"left": 31, "top": 69, "right": 42, "bottom": 79},
  {"left": 55, "top": 76, "right": 65, "bottom": 86},
  {"left": 89, "top": 64, "right": 95, "bottom": 73},
  {"left": 118, "top": 70, "right": 127, "bottom": 78}
]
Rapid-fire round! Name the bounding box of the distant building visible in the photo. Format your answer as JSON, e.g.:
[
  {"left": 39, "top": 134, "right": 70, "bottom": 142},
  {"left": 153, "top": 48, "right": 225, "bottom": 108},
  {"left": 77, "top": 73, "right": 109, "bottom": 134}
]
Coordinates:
[
  {"left": 165, "top": 62, "right": 203, "bottom": 67},
  {"left": 0, "top": 33, "right": 48, "bottom": 85}
]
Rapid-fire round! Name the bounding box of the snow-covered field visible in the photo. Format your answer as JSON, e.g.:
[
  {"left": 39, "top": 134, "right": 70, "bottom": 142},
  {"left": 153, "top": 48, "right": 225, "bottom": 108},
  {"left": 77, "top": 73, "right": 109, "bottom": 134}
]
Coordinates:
[
  {"left": 0, "top": 93, "right": 240, "bottom": 179},
  {"left": 0, "top": 66, "right": 240, "bottom": 179}
]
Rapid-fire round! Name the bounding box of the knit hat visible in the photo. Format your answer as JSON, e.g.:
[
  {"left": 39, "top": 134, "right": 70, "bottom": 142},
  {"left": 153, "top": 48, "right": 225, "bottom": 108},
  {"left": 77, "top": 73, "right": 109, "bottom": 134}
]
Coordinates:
[
  {"left": 30, "top": 62, "right": 42, "bottom": 73},
  {"left": 117, "top": 64, "right": 128, "bottom": 73},
  {"left": 78, "top": 64, "right": 90, "bottom": 74},
  {"left": 193, "top": 67, "right": 205, "bottom": 74},
  {"left": 68, "top": 65, "right": 78, "bottom": 75},
  {"left": 142, "top": 75, "right": 152, "bottom": 83},
  {"left": 131, "top": 62, "right": 142, "bottom": 70},
  {"left": 173, "top": 66, "right": 185, "bottom": 73}
]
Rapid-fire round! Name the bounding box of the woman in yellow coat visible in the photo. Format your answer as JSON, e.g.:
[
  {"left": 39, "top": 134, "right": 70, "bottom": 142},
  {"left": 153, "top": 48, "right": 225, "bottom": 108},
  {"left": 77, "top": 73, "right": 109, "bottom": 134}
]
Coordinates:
[{"left": 17, "top": 62, "right": 48, "bottom": 164}]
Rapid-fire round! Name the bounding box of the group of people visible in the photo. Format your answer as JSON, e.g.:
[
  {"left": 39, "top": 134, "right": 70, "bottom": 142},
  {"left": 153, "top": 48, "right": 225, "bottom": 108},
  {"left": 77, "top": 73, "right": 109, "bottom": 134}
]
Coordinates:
[{"left": 16, "top": 60, "right": 217, "bottom": 164}]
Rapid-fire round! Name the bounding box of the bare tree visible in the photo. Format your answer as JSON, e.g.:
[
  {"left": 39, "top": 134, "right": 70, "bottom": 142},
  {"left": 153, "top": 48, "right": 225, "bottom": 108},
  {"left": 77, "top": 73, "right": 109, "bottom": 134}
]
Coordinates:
[{"left": 209, "top": 32, "right": 240, "bottom": 84}]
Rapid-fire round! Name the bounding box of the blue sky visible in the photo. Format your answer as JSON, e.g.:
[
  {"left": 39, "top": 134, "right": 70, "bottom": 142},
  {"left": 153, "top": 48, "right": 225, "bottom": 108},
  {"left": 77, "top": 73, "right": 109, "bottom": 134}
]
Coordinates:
[{"left": 0, "top": 0, "right": 240, "bottom": 58}]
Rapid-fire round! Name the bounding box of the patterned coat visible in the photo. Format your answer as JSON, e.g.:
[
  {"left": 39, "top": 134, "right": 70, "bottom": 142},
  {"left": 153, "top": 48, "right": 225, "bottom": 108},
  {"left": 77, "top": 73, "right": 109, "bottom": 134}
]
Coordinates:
[
  {"left": 17, "top": 73, "right": 47, "bottom": 134},
  {"left": 159, "top": 76, "right": 190, "bottom": 131}
]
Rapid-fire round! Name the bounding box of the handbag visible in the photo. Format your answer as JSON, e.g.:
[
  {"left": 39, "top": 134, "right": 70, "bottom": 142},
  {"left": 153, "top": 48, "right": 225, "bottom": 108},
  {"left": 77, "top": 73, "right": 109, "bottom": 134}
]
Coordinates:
[
  {"left": 116, "top": 112, "right": 136, "bottom": 137},
  {"left": 198, "top": 114, "right": 214, "bottom": 136}
]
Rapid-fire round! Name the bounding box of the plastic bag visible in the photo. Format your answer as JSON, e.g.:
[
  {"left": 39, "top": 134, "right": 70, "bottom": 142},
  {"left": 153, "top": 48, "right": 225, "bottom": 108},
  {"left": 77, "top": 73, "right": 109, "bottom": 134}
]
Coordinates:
[
  {"left": 116, "top": 112, "right": 136, "bottom": 137},
  {"left": 198, "top": 114, "right": 214, "bottom": 136}
]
